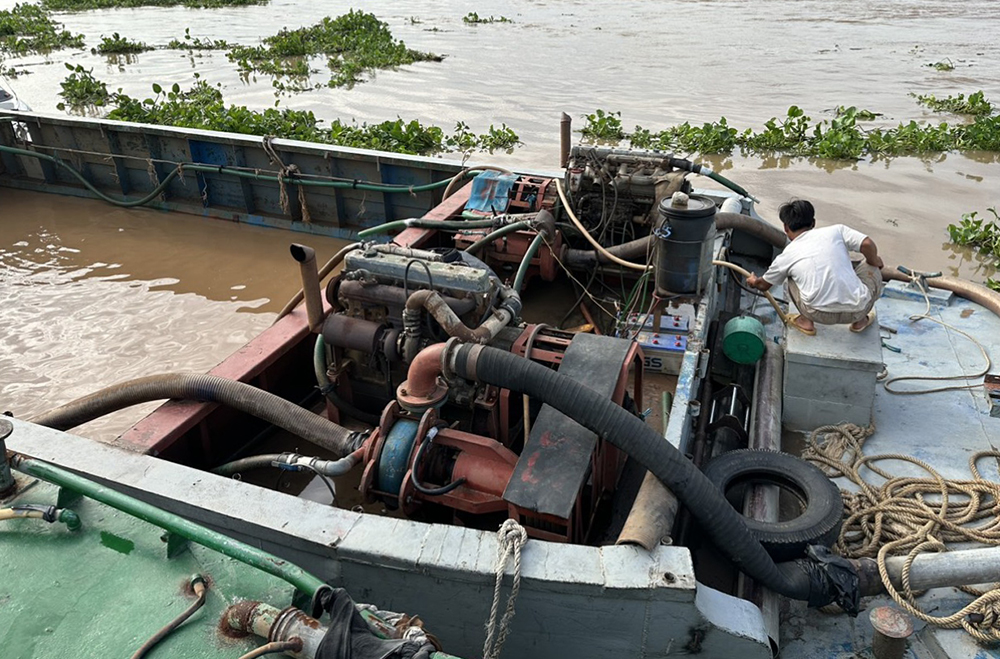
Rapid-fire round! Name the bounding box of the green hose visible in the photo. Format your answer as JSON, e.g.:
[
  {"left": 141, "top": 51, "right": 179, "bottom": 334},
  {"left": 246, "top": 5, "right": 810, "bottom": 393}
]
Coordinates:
[
  {"left": 356, "top": 217, "right": 495, "bottom": 239},
  {"left": 1, "top": 145, "right": 184, "bottom": 207},
  {"left": 12, "top": 456, "right": 326, "bottom": 597},
  {"left": 0, "top": 144, "right": 474, "bottom": 206},
  {"left": 464, "top": 220, "right": 533, "bottom": 255},
  {"left": 313, "top": 334, "right": 380, "bottom": 426},
  {"left": 705, "top": 169, "right": 753, "bottom": 200},
  {"left": 512, "top": 232, "right": 545, "bottom": 293}
]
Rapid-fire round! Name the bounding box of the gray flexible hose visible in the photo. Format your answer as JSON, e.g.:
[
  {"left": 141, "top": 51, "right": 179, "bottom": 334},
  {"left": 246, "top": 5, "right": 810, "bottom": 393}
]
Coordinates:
[{"left": 30, "top": 373, "right": 359, "bottom": 457}]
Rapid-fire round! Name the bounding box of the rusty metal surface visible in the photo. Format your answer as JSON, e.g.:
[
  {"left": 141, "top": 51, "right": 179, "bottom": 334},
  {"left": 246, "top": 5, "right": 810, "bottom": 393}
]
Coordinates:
[
  {"left": 504, "top": 333, "right": 636, "bottom": 542},
  {"left": 616, "top": 471, "right": 679, "bottom": 549},
  {"left": 870, "top": 606, "right": 913, "bottom": 659}
]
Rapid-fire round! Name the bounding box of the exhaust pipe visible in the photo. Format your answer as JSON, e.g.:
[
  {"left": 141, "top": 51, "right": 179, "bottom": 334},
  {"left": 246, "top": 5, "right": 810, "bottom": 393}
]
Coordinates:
[
  {"left": 290, "top": 243, "right": 323, "bottom": 333},
  {"left": 560, "top": 112, "right": 572, "bottom": 168}
]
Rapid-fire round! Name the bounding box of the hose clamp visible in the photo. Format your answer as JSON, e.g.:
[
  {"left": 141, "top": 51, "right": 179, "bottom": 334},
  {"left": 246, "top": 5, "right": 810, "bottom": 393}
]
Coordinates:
[{"left": 441, "top": 337, "right": 462, "bottom": 382}]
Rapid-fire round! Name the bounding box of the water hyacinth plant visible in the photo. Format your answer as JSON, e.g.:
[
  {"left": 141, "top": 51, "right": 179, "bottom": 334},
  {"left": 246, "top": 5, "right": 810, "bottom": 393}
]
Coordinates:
[
  {"left": 581, "top": 109, "right": 625, "bottom": 141},
  {"left": 0, "top": 3, "right": 84, "bottom": 54},
  {"left": 93, "top": 33, "right": 152, "bottom": 54},
  {"left": 948, "top": 208, "right": 1000, "bottom": 291},
  {"left": 463, "top": 13, "right": 512, "bottom": 24},
  {"left": 913, "top": 91, "right": 993, "bottom": 116},
  {"left": 167, "top": 28, "right": 229, "bottom": 50},
  {"left": 590, "top": 96, "right": 1000, "bottom": 159},
  {"left": 57, "top": 63, "right": 110, "bottom": 109},
  {"left": 62, "top": 75, "right": 523, "bottom": 156},
  {"left": 227, "top": 11, "right": 441, "bottom": 89}
]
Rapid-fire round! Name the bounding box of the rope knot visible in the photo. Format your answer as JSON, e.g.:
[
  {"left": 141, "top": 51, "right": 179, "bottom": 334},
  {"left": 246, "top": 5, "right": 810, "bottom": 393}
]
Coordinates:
[
  {"left": 263, "top": 135, "right": 311, "bottom": 223},
  {"left": 496, "top": 518, "right": 528, "bottom": 551},
  {"left": 483, "top": 519, "right": 528, "bottom": 659},
  {"left": 963, "top": 601, "right": 1000, "bottom": 643}
]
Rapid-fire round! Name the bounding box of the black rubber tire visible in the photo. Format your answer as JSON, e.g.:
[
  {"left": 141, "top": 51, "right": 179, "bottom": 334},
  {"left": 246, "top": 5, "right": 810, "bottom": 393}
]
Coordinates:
[{"left": 702, "top": 449, "right": 843, "bottom": 562}]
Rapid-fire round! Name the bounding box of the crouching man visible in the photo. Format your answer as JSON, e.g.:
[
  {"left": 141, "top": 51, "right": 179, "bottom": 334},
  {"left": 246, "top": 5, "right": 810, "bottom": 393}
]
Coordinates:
[{"left": 746, "top": 199, "right": 884, "bottom": 336}]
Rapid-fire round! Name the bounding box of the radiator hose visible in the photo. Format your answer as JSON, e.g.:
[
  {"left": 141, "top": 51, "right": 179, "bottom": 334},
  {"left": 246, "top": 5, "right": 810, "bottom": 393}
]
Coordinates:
[
  {"left": 30, "top": 373, "right": 361, "bottom": 458},
  {"left": 449, "top": 344, "right": 841, "bottom": 605}
]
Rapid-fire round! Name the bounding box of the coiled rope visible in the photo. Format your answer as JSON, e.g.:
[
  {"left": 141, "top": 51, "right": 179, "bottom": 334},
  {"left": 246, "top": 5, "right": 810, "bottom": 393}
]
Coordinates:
[
  {"left": 483, "top": 519, "right": 528, "bottom": 659},
  {"left": 803, "top": 423, "right": 1000, "bottom": 643}
]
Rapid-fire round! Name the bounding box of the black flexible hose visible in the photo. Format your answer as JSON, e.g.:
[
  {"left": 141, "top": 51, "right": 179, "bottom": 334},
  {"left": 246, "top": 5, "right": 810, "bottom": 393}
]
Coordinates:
[
  {"left": 409, "top": 434, "right": 466, "bottom": 496},
  {"left": 30, "top": 373, "right": 359, "bottom": 458},
  {"left": 452, "top": 345, "right": 813, "bottom": 602}
]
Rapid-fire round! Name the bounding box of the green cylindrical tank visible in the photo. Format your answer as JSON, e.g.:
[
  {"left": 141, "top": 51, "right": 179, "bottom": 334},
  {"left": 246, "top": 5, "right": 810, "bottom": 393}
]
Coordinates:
[{"left": 722, "top": 316, "right": 766, "bottom": 364}]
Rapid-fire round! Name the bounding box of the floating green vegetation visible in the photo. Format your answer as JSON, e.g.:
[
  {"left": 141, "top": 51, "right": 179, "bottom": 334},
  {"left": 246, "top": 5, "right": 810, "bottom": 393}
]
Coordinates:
[
  {"left": 474, "top": 123, "right": 521, "bottom": 152},
  {"left": 0, "top": 4, "right": 84, "bottom": 55},
  {"left": 581, "top": 109, "right": 625, "bottom": 141},
  {"left": 463, "top": 12, "right": 512, "bottom": 24},
  {"left": 948, "top": 208, "right": 1000, "bottom": 291},
  {"left": 93, "top": 32, "right": 152, "bottom": 55},
  {"left": 57, "top": 63, "right": 109, "bottom": 110},
  {"left": 167, "top": 28, "right": 229, "bottom": 50},
  {"left": 925, "top": 59, "right": 955, "bottom": 72},
  {"left": 839, "top": 106, "right": 882, "bottom": 121},
  {"left": 42, "top": 0, "right": 266, "bottom": 9},
  {"left": 605, "top": 101, "right": 1000, "bottom": 159},
  {"left": 913, "top": 90, "right": 993, "bottom": 116},
  {"left": 98, "top": 77, "right": 518, "bottom": 155},
  {"left": 227, "top": 10, "right": 440, "bottom": 89}
]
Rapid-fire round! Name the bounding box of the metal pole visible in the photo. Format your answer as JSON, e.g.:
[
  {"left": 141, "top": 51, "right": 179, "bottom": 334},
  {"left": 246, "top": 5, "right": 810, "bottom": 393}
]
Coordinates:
[
  {"left": 737, "top": 341, "right": 783, "bottom": 656},
  {"left": 617, "top": 393, "right": 677, "bottom": 549},
  {"left": 290, "top": 243, "right": 324, "bottom": 333},
  {"left": 883, "top": 545, "right": 1000, "bottom": 591},
  {"left": 559, "top": 113, "right": 571, "bottom": 168}
]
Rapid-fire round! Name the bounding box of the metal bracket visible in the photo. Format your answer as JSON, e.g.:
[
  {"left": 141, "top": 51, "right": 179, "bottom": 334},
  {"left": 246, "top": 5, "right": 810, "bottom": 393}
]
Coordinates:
[
  {"left": 160, "top": 531, "right": 190, "bottom": 559},
  {"left": 56, "top": 486, "right": 83, "bottom": 509}
]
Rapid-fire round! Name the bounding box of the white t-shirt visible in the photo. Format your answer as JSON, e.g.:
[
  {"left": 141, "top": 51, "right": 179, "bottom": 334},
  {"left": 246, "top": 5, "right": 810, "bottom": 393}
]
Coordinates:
[{"left": 762, "top": 225, "right": 871, "bottom": 313}]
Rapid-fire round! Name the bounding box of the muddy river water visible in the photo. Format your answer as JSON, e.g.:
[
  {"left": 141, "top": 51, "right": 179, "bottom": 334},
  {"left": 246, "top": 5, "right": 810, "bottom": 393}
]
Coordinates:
[{"left": 1, "top": 0, "right": 998, "bottom": 439}]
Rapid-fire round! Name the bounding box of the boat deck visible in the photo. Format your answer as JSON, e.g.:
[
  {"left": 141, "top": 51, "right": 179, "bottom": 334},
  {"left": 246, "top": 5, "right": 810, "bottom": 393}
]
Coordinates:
[
  {"left": 0, "top": 478, "right": 297, "bottom": 658},
  {"left": 780, "top": 281, "right": 1000, "bottom": 659}
]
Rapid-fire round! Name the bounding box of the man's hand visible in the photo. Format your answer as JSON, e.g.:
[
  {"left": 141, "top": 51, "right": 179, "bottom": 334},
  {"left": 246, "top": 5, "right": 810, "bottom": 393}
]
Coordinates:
[{"left": 746, "top": 273, "right": 772, "bottom": 292}]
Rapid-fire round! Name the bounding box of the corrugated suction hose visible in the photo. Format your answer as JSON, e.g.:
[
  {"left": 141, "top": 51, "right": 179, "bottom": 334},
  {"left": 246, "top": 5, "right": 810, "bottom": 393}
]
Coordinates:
[{"left": 30, "top": 373, "right": 360, "bottom": 457}]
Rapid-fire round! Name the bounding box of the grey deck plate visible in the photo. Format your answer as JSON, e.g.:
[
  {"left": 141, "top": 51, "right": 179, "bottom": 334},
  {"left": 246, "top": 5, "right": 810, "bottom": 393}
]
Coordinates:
[{"left": 782, "top": 291, "right": 1000, "bottom": 659}]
